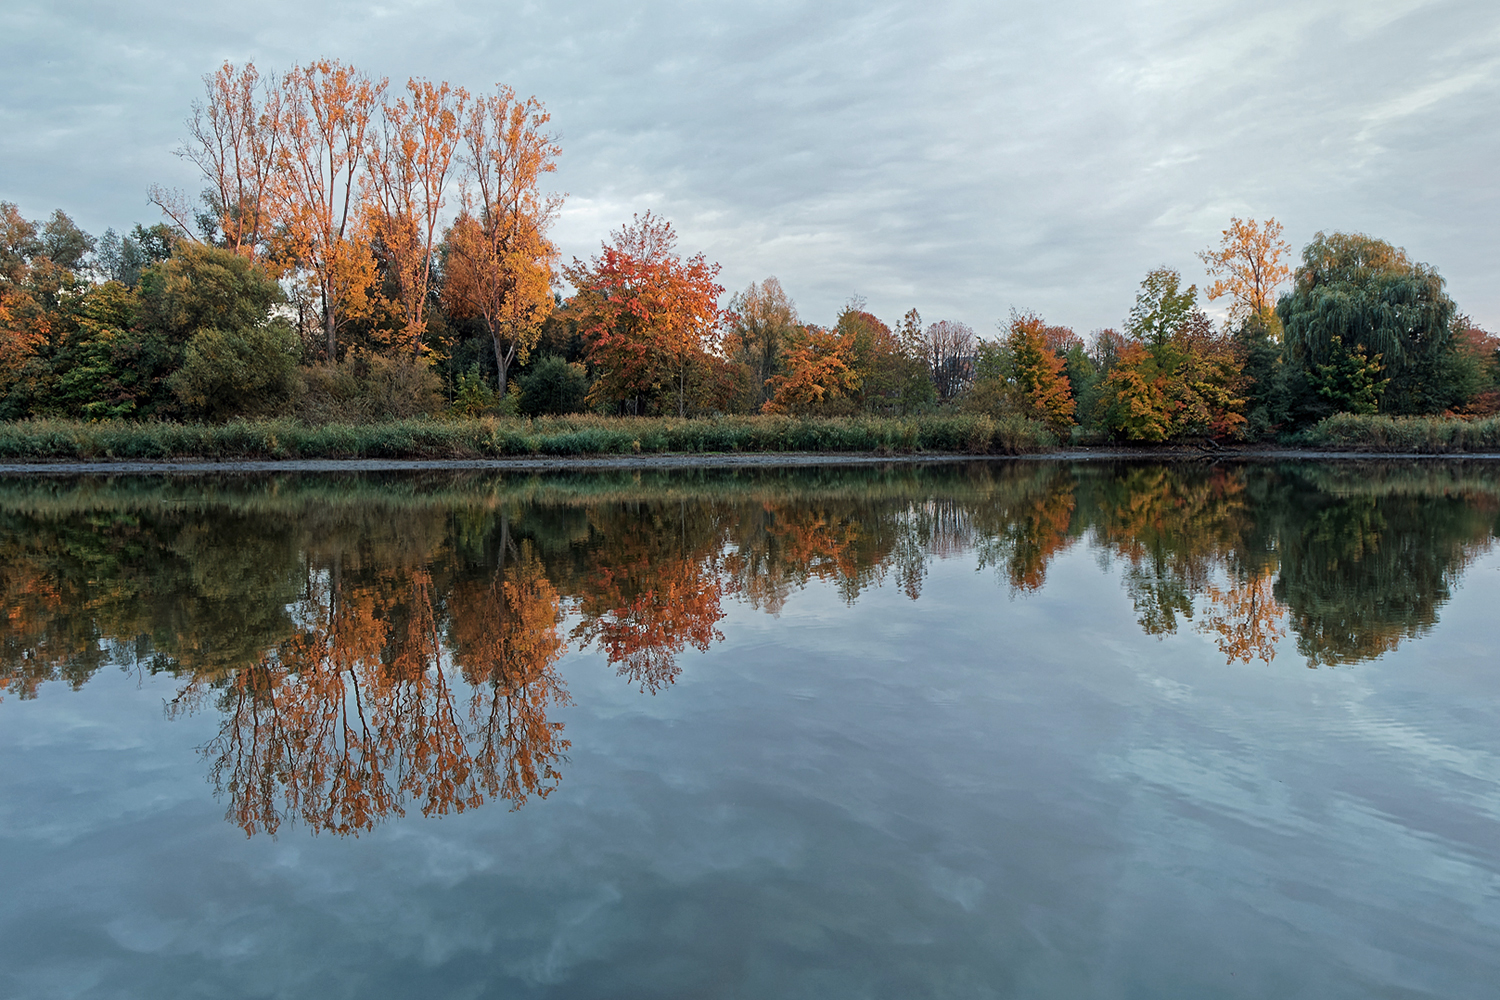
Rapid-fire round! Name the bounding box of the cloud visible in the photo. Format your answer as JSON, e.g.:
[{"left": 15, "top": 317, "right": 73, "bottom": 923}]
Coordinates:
[{"left": 2, "top": 0, "right": 1497, "bottom": 332}]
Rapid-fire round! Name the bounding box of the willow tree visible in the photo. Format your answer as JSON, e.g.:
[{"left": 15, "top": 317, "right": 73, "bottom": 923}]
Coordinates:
[{"left": 1277, "top": 232, "right": 1470, "bottom": 414}]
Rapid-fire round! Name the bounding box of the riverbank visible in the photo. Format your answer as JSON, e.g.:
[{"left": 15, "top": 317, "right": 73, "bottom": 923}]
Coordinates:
[
  {"left": 5, "top": 446, "right": 1500, "bottom": 477},
  {"left": 1, "top": 413, "right": 1498, "bottom": 472},
  {"left": 0, "top": 414, "right": 1055, "bottom": 463}
]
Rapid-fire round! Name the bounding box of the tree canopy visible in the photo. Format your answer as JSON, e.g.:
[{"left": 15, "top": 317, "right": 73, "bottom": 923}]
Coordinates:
[{"left": 1278, "top": 232, "right": 1463, "bottom": 414}]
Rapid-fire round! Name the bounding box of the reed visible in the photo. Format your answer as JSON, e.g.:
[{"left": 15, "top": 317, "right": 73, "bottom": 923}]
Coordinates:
[
  {"left": 0, "top": 414, "right": 1057, "bottom": 462},
  {"left": 1296, "top": 414, "right": 1500, "bottom": 453}
]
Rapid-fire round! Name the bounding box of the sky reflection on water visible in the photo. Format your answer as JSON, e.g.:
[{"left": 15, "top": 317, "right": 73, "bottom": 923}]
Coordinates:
[{"left": 1, "top": 461, "right": 1497, "bottom": 998}]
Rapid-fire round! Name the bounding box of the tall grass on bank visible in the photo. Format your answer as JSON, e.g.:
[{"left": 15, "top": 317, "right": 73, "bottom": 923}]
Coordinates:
[
  {"left": 0, "top": 414, "right": 1057, "bottom": 462},
  {"left": 1297, "top": 414, "right": 1500, "bottom": 453}
]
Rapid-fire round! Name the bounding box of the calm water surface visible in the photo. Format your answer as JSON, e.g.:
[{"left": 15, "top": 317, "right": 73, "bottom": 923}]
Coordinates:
[{"left": 1, "top": 460, "right": 1497, "bottom": 998}]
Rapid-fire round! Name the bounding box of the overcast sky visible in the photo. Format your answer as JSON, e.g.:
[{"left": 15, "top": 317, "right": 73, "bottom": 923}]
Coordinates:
[{"left": 3, "top": 0, "right": 1497, "bottom": 334}]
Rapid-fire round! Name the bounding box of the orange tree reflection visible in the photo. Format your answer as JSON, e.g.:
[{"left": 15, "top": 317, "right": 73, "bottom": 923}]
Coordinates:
[
  {"left": 200, "top": 534, "right": 568, "bottom": 837},
  {"left": 3, "top": 462, "right": 1497, "bottom": 837}
]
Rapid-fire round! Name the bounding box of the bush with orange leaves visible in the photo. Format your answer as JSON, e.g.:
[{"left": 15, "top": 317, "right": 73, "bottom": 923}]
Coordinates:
[
  {"left": 1095, "top": 268, "right": 1247, "bottom": 442},
  {"left": 1096, "top": 318, "right": 1246, "bottom": 442},
  {"left": 1005, "top": 313, "right": 1076, "bottom": 431},
  {"left": 762, "top": 326, "right": 860, "bottom": 415}
]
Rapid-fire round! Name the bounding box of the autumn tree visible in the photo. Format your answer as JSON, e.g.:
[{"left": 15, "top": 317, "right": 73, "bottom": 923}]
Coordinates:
[
  {"left": 1096, "top": 269, "right": 1245, "bottom": 441},
  {"left": 1196, "top": 216, "right": 1292, "bottom": 332},
  {"left": 0, "top": 205, "right": 95, "bottom": 414},
  {"left": 1451, "top": 316, "right": 1500, "bottom": 415},
  {"left": 274, "top": 59, "right": 387, "bottom": 359},
  {"left": 443, "top": 86, "right": 561, "bottom": 393},
  {"left": 725, "top": 276, "right": 799, "bottom": 410},
  {"left": 366, "top": 78, "right": 469, "bottom": 354},
  {"left": 833, "top": 305, "right": 932, "bottom": 414},
  {"left": 1005, "top": 312, "right": 1075, "bottom": 430},
  {"left": 153, "top": 62, "right": 284, "bottom": 258},
  {"left": 565, "top": 212, "right": 723, "bottom": 416},
  {"left": 762, "top": 325, "right": 859, "bottom": 414}
]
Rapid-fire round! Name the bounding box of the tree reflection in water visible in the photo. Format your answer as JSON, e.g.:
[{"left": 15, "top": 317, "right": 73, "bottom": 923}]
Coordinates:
[{"left": 0, "top": 460, "right": 1495, "bottom": 833}]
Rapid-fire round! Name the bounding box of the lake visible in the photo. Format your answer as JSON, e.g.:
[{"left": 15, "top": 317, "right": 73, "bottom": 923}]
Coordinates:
[{"left": 1, "top": 459, "right": 1497, "bottom": 998}]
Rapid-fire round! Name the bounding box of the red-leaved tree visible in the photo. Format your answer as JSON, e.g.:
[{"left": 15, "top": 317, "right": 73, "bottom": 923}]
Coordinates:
[{"left": 564, "top": 213, "right": 723, "bottom": 416}]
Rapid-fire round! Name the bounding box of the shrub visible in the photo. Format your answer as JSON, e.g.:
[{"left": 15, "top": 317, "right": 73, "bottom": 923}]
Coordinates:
[
  {"left": 170, "top": 321, "right": 299, "bottom": 421},
  {"left": 449, "top": 365, "right": 499, "bottom": 419},
  {"left": 1298, "top": 413, "right": 1500, "bottom": 452},
  {"left": 295, "top": 352, "right": 443, "bottom": 424},
  {"left": 518, "top": 356, "right": 589, "bottom": 416}
]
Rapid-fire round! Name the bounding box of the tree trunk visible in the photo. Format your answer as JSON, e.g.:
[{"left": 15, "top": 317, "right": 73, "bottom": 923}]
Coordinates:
[
  {"left": 491, "top": 330, "right": 514, "bottom": 397},
  {"left": 323, "top": 281, "right": 337, "bottom": 360}
]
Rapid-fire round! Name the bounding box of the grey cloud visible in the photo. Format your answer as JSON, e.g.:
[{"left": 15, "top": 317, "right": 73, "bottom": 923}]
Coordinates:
[{"left": 3, "top": 0, "right": 1496, "bottom": 334}]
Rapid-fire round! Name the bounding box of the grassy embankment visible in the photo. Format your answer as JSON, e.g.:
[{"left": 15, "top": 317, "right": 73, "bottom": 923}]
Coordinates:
[
  {"left": 0, "top": 413, "right": 1055, "bottom": 462},
  {"left": 7, "top": 412, "right": 1500, "bottom": 462},
  {"left": 1296, "top": 414, "right": 1500, "bottom": 453}
]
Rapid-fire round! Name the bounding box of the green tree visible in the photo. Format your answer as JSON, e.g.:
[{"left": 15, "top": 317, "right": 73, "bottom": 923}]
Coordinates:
[
  {"left": 138, "top": 243, "right": 298, "bottom": 420},
  {"left": 95, "top": 224, "right": 176, "bottom": 288},
  {"left": 518, "top": 355, "right": 589, "bottom": 415},
  {"left": 1126, "top": 266, "right": 1197, "bottom": 349},
  {"left": 38, "top": 210, "right": 95, "bottom": 272},
  {"left": 1308, "top": 335, "right": 1387, "bottom": 415},
  {"left": 725, "top": 277, "right": 798, "bottom": 411},
  {"left": 1232, "top": 311, "right": 1286, "bottom": 438},
  {"left": 170, "top": 322, "right": 299, "bottom": 421},
  {"left": 141, "top": 241, "right": 283, "bottom": 337},
  {"left": 1278, "top": 232, "right": 1466, "bottom": 415}
]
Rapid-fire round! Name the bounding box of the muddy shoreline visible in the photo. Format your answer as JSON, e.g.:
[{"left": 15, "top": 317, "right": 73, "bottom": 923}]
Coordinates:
[{"left": 4, "top": 446, "right": 1500, "bottom": 476}]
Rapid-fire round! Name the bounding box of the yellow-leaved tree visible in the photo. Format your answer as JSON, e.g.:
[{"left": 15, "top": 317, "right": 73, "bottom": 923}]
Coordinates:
[
  {"left": 442, "top": 86, "right": 562, "bottom": 394},
  {"left": 1196, "top": 216, "right": 1291, "bottom": 334}
]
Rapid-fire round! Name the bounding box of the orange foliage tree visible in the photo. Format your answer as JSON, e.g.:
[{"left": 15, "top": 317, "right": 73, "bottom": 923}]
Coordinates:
[
  {"left": 443, "top": 86, "right": 561, "bottom": 392},
  {"left": 762, "top": 326, "right": 859, "bottom": 414},
  {"left": 366, "top": 78, "right": 469, "bottom": 354},
  {"left": 274, "top": 59, "right": 388, "bottom": 359},
  {"left": 1005, "top": 312, "right": 1076, "bottom": 430},
  {"left": 153, "top": 62, "right": 283, "bottom": 259},
  {"left": 1197, "top": 216, "right": 1292, "bottom": 330},
  {"left": 565, "top": 212, "right": 724, "bottom": 416}
]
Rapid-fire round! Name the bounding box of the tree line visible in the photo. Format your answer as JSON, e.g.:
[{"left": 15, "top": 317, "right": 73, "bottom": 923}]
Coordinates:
[{"left": 2, "top": 60, "right": 1498, "bottom": 437}]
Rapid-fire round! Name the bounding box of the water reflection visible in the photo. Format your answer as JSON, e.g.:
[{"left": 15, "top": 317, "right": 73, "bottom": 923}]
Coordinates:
[{"left": 1, "top": 460, "right": 1495, "bottom": 834}]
